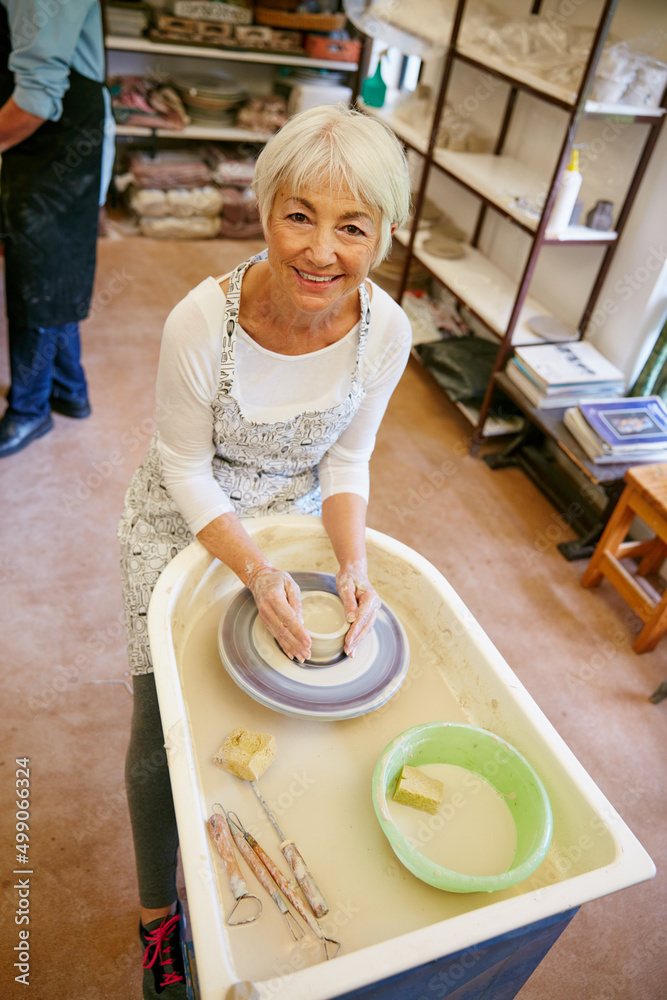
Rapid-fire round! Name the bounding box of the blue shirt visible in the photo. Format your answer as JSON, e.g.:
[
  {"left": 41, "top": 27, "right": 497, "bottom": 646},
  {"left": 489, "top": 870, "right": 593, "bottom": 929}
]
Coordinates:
[
  {"left": 1, "top": 0, "right": 115, "bottom": 203},
  {"left": 2, "top": 0, "right": 105, "bottom": 121}
]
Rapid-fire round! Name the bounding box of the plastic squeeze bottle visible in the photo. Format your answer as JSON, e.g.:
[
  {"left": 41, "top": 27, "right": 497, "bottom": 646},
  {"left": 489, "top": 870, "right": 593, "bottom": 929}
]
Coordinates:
[{"left": 546, "top": 149, "right": 582, "bottom": 234}]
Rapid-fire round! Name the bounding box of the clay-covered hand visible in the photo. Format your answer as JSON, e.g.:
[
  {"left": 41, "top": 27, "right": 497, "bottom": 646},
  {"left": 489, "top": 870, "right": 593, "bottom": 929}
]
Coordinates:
[
  {"left": 336, "top": 560, "right": 381, "bottom": 657},
  {"left": 247, "top": 564, "right": 311, "bottom": 662}
]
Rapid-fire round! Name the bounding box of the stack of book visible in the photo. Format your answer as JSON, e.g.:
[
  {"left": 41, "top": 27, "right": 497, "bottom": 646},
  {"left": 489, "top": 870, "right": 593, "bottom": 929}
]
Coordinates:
[
  {"left": 506, "top": 342, "right": 626, "bottom": 408},
  {"left": 564, "top": 396, "right": 667, "bottom": 464}
]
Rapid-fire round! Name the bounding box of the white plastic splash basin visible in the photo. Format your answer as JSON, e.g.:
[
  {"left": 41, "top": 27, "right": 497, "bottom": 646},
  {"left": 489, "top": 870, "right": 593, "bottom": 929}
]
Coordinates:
[{"left": 147, "top": 515, "right": 655, "bottom": 1000}]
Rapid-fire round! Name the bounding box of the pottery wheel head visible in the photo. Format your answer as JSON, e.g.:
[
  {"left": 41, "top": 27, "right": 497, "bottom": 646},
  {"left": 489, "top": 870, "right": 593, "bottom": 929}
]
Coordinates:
[{"left": 218, "top": 572, "right": 410, "bottom": 721}]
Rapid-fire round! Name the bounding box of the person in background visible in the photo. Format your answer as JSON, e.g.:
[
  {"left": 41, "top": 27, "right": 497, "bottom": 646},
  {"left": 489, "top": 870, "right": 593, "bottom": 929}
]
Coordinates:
[
  {"left": 0, "top": 0, "right": 115, "bottom": 458},
  {"left": 118, "top": 104, "right": 412, "bottom": 998}
]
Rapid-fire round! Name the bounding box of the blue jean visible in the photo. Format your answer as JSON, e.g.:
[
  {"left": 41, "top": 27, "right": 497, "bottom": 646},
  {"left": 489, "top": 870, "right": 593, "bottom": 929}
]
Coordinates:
[{"left": 7, "top": 322, "right": 88, "bottom": 420}]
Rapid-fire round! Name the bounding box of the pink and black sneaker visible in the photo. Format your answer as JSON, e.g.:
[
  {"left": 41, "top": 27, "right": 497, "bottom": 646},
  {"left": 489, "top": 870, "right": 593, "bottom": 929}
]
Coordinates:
[{"left": 139, "top": 902, "right": 187, "bottom": 999}]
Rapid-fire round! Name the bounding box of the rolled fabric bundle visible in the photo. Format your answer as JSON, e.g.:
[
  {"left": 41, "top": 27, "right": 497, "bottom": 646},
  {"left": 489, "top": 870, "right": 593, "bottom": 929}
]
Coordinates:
[{"left": 139, "top": 215, "right": 221, "bottom": 239}]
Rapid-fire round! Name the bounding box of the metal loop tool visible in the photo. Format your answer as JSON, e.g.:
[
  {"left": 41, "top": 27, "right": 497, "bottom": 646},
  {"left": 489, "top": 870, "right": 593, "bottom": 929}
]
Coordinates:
[
  {"left": 225, "top": 810, "right": 304, "bottom": 942},
  {"left": 227, "top": 811, "right": 341, "bottom": 961},
  {"left": 207, "top": 805, "right": 262, "bottom": 925}
]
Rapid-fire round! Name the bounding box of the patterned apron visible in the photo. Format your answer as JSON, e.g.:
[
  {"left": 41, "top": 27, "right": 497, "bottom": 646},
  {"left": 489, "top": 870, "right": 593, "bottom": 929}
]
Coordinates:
[{"left": 119, "top": 250, "right": 371, "bottom": 674}]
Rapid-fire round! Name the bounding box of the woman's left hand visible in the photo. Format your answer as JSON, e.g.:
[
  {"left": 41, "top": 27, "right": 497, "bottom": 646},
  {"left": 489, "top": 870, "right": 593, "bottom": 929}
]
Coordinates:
[{"left": 336, "top": 560, "right": 381, "bottom": 656}]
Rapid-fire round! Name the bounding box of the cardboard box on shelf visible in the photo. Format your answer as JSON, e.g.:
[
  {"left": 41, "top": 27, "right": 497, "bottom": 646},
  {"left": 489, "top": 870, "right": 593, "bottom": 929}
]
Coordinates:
[
  {"left": 153, "top": 13, "right": 234, "bottom": 43},
  {"left": 231, "top": 25, "right": 303, "bottom": 51},
  {"left": 234, "top": 25, "right": 273, "bottom": 46},
  {"left": 151, "top": 14, "right": 304, "bottom": 53},
  {"left": 269, "top": 29, "right": 303, "bottom": 51},
  {"left": 198, "top": 21, "right": 234, "bottom": 42},
  {"left": 155, "top": 13, "right": 200, "bottom": 39}
]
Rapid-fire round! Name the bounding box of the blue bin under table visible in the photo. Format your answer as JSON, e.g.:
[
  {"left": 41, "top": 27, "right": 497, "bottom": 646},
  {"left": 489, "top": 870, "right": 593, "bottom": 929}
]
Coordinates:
[{"left": 148, "top": 516, "right": 655, "bottom": 1000}]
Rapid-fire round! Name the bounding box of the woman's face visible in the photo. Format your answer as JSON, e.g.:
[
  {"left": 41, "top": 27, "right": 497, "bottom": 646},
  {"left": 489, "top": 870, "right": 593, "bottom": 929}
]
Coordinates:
[{"left": 265, "top": 184, "right": 381, "bottom": 316}]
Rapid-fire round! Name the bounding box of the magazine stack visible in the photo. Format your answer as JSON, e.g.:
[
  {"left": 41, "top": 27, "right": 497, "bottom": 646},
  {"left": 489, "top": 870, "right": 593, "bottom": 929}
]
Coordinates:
[
  {"left": 506, "top": 342, "right": 626, "bottom": 409},
  {"left": 564, "top": 396, "right": 667, "bottom": 464}
]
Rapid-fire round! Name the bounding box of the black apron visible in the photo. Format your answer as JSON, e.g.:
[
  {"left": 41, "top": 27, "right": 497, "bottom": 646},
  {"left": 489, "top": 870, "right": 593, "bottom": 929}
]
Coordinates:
[{"left": 0, "top": 4, "right": 104, "bottom": 328}]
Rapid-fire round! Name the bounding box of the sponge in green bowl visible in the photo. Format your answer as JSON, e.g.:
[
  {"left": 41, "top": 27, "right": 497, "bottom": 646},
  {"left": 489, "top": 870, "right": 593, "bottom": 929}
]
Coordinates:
[{"left": 393, "top": 765, "right": 443, "bottom": 815}]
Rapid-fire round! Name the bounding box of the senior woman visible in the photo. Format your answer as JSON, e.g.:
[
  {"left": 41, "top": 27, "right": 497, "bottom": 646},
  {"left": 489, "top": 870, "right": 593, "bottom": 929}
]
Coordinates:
[{"left": 119, "top": 103, "right": 412, "bottom": 998}]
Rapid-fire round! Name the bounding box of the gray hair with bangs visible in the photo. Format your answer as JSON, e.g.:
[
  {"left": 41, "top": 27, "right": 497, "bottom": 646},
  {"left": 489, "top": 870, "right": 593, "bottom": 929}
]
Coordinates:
[{"left": 252, "top": 104, "right": 411, "bottom": 264}]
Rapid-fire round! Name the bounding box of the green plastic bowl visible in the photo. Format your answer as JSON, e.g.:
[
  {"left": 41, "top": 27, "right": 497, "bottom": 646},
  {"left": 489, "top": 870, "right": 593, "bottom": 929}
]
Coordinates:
[{"left": 373, "top": 722, "right": 553, "bottom": 893}]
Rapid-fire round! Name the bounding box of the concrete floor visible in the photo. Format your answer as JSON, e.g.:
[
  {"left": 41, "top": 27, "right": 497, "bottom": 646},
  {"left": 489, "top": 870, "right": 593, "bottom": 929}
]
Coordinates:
[{"left": 0, "top": 231, "right": 665, "bottom": 1000}]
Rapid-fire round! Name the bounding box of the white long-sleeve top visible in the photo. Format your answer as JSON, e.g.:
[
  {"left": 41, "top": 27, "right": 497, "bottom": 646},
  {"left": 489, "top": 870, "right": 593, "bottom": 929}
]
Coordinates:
[{"left": 155, "top": 274, "right": 412, "bottom": 535}]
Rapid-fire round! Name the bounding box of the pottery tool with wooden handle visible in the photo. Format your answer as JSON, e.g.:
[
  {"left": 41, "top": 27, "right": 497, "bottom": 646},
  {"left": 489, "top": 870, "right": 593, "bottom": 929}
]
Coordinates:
[
  {"left": 207, "top": 808, "right": 262, "bottom": 925},
  {"left": 229, "top": 811, "right": 341, "bottom": 961},
  {"left": 250, "top": 780, "right": 329, "bottom": 918},
  {"left": 213, "top": 728, "right": 330, "bottom": 918},
  {"left": 223, "top": 809, "right": 303, "bottom": 941}
]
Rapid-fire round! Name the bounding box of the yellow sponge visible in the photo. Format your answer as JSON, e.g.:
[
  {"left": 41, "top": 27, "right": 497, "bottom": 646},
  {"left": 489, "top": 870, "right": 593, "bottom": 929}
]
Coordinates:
[
  {"left": 392, "top": 765, "right": 443, "bottom": 815},
  {"left": 213, "top": 728, "right": 276, "bottom": 782}
]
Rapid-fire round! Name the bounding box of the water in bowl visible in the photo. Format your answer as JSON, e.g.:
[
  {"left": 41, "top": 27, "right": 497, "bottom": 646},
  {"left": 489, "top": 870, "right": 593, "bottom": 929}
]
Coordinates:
[{"left": 387, "top": 763, "right": 517, "bottom": 877}]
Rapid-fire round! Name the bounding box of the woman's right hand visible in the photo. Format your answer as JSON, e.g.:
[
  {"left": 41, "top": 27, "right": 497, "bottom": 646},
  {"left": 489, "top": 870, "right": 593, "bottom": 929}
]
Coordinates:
[{"left": 246, "top": 564, "right": 312, "bottom": 662}]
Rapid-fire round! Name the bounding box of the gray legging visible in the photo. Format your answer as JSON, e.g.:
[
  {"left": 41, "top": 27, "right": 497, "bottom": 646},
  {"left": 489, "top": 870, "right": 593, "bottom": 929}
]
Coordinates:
[{"left": 125, "top": 673, "right": 179, "bottom": 909}]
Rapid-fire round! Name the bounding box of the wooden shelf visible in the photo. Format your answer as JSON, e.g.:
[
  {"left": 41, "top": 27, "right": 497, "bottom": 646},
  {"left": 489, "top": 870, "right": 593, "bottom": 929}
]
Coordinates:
[
  {"left": 345, "top": 0, "right": 451, "bottom": 58},
  {"left": 360, "top": 37, "right": 666, "bottom": 123},
  {"left": 583, "top": 100, "right": 665, "bottom": 122},
  {"left": 495, "top": 372, "right": 632, "bottom": 485},
  {"left": 396, "top": 228, "right": 568, "bottom": 348},
  {"left": 114, "top": 122, "right": 272, "bottom": 142},
  {"left": 105, "top": 34, "right": 359, "bottom": 71},
  {"left": 365, "top": 105, "right": 620, "bottom": 240},
  {"left": 108, "top": 33, "right": 359, "bottom": 145},
  {"left": 358, "top": 99, "right": 429, "bottom": 155},
  {"left": 432, "top": 150, "right": 547, "bottom": 232},
  {"left": 434, "top": 152, "right": 616, "bottom": 241},
  {"left": 455, "top": 400, "right": 524, "bottom": 436},
  {"left": 455, "top": 43, "right": 666, "bottom": 121},
  {"left": 455, "top": 43, "right": 579, "bottom": 109},
  {"left": 542, "top": 225, "right": 617, "bottom": 245}
]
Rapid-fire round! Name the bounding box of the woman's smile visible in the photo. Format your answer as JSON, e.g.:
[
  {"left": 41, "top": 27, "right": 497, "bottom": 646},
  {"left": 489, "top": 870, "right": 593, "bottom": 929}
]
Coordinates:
[{"left": 293, "top": 267, "right": 344, "bottom": 286}]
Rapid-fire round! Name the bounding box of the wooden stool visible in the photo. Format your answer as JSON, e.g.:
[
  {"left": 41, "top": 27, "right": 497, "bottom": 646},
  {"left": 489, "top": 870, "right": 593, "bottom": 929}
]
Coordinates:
[{"left": 581, "top": 464, "right": 667, "bottom": 653}]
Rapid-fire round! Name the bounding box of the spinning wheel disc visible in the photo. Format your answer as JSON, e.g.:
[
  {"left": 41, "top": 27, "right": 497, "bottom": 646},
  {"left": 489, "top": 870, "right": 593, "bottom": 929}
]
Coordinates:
[{"left": 218, "top": 572, "right": 410, "bottom": 721}]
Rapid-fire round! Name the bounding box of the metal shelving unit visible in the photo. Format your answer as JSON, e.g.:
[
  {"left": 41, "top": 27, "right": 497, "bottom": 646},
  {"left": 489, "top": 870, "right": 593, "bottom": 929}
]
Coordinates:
[
  {"left": 113, "top": 121, "right": 273, "bottom": 142},
  {"left": 356, "top": 0, "right": 667, "bottom": 452}
]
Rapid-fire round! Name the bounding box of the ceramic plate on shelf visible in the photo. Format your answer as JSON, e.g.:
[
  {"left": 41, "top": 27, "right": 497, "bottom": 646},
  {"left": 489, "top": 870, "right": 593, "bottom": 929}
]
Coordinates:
[
  {"left": 528, "top": 315, "right": 578, "bottom": 342},
  {"left": 217, "top": 572, "right": 410, "bottom": 721}
]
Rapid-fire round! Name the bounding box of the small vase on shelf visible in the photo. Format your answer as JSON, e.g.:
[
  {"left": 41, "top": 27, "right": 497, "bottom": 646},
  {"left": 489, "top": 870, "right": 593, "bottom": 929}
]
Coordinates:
[{"left": 361, "top": 50, "right": 388, "bottom": 108}]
